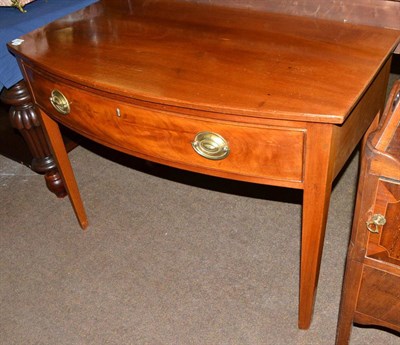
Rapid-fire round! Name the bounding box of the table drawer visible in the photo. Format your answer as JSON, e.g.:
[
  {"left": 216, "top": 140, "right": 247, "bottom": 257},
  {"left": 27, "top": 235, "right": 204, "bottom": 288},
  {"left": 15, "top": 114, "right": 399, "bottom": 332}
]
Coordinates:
[{"left": 26, "top": 67, "right": 305, "bottom": 185}]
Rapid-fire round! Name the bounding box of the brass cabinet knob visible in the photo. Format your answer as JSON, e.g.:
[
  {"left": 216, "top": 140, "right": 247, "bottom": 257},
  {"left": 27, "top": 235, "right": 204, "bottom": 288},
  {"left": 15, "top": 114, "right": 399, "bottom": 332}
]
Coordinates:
[
  {"left": 192, "top": 131, "right": 230, "bottom": 160},
  {"left": 49, "top": 89, "right": 70, "bottom": 115},
  {"left": 366, "top": 213, "right": 386, "bottom": 233}
]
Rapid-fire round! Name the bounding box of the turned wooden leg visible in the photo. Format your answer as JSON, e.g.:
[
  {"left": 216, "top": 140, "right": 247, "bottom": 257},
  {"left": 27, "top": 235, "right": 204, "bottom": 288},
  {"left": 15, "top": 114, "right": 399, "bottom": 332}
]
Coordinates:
[
  {"left": 298, "top": 123, "right": 335, "bottom": 329},
  {"left": 0, "top": 81, "right": 67, "bottom": 198}
]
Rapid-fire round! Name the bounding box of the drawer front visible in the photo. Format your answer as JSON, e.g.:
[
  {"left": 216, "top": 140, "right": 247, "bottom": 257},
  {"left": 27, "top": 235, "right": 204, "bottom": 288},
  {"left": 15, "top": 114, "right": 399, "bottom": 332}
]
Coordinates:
[
  {"left": 366, "top": 180, "right": 400, "bottom": 264},
  {"left": 356, "top": 265, "right": 400, "bottom": 327},
  {"left": 26, "top": 67, "right": 305, "bottom": 185}
]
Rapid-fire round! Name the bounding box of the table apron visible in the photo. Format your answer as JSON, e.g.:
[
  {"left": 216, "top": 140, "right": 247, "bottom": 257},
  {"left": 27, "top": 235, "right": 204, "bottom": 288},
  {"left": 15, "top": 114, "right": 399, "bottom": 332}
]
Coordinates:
[{"left": 24, "top": 64, "right": 307, "bottom": 189}]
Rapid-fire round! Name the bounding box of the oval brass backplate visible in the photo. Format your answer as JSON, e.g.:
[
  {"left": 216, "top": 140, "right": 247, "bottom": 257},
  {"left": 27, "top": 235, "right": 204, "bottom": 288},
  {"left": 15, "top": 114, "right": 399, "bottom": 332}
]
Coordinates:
[
  {"left": 191, "top": 131, "right": 230, "bottom": 160},
  {"left": 49, "top": 89, "right": 70, "bottom": 115}
]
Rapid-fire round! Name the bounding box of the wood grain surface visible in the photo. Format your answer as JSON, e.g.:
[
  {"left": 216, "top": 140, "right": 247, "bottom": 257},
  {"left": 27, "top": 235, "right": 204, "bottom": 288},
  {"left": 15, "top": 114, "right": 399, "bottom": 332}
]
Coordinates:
[{"left": 10, "top": 0, "right": 400, "bottom": 123}]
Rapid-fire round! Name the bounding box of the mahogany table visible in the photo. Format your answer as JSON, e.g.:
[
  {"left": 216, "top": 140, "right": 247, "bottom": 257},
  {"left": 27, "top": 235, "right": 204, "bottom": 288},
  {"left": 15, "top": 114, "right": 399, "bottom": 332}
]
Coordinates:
[{"left": 9, "top": 0, "right": 400, "bottom": 330}]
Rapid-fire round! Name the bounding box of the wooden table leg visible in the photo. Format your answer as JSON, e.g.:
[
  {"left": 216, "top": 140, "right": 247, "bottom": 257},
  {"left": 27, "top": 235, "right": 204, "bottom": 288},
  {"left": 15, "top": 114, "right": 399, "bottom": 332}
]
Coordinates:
[
  {"left": 40, "top": 110, "right": 88, "bottom": 229},
  {"left": 0, "top": 81, "right": 67, "bottom": 198},
  {"left": 335, "top": 113, "right": 381, "bottom": 344},
  {"left": 298, "top": 123, "right": 336, "bottom": 329}
]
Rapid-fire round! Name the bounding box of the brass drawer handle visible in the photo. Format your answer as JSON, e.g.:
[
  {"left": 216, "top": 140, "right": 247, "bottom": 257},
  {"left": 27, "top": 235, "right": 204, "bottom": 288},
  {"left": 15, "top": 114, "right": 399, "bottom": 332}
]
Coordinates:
[
  {"left": 366, "top": 214, "right": 386, "bottom": 233},
  {"left": 49, "top": 89, "right": 70, "bottom": 115},
  {"left": 192, "top": 131, "right": 230, "bottom": 160}
]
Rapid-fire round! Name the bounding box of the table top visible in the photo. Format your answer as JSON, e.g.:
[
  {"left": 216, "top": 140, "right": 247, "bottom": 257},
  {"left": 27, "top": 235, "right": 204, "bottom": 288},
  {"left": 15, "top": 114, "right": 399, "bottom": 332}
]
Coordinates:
[
  {"left": 9, "top": 0, "right": 400, "bottom": 124},
  {"left": 0, "top": 0, "right": 98, "bottom": 89},
  {"left": 184, "top": 0, "right": 400, "bottom": 32}
]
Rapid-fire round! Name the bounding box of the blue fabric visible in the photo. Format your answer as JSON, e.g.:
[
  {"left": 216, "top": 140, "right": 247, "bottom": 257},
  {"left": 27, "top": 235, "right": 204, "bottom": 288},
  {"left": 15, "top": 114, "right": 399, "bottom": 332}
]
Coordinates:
[{"left": 0, "top": 0, "right": 98, "bottom": 89}]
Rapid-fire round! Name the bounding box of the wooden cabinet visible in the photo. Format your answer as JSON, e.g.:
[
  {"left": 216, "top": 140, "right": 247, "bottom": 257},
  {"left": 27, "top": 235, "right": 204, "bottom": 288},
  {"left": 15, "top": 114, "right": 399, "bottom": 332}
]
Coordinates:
[{"left": 336, "top": 80, "right": 400, "bottom": 344}]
